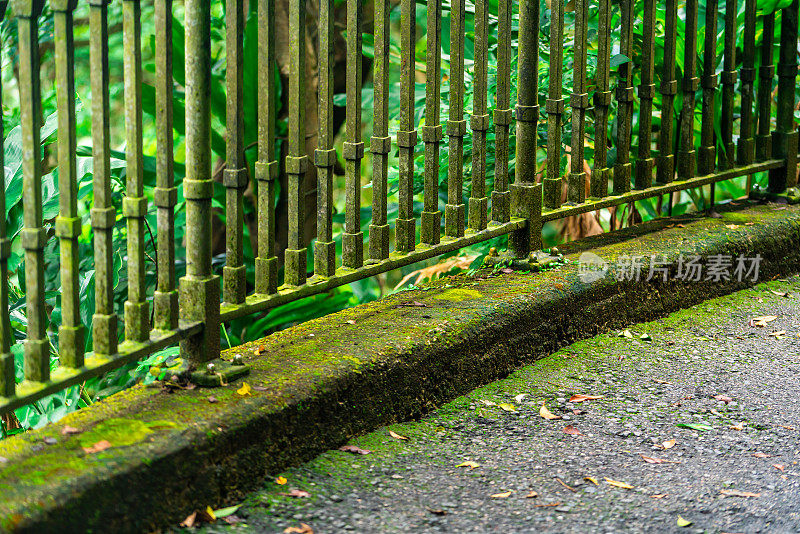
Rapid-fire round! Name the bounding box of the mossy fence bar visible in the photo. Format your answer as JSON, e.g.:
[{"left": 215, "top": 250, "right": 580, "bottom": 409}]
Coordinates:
[{"left": 0, "top": 0, "right": 798, "bottom": 415}]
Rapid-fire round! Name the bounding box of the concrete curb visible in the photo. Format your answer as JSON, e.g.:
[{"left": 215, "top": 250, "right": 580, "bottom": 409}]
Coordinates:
[{"left": 1, "top": 202, "right": 799, "bottom": 533}]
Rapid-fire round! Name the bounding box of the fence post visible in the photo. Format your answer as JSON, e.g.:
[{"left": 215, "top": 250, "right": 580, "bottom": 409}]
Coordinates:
[
  {"left": 180, "top": 0, "right": 220, "bottom": 364},
  {"left": 53, "top": 0, "right": 84, "bottom": 366},
  {"left": 0, "top": 1, "right": 12, "bottom": 398},
  {"left": 768, "top": 0, "right": 799, "bottom": 193},
  {"left": 15, "top": 0, "right": 49, "bottom": 381},
  {"left": 510, "top": 0, "right": 542, "bottom": 257}
]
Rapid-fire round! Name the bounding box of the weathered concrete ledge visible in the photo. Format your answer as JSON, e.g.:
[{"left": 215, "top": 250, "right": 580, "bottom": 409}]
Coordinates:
[{"left": 1, "top": 201, "right": 800, "bottom": 533}]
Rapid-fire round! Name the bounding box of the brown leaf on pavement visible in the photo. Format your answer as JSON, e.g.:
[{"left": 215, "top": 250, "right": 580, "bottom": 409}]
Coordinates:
[
  {"left": 720, "top": 489, "right": 760, "bottom": 498},
  {"left": 279, "top": 489, "right": 311, "bottom": 498},
  {"left": 563, "top": 425, "right": 582, "bottom": 436},
  {"left": 662, "top": 439, "right": 676, "bottom": 449},
  {"left": 283, "top": 523, "right": 314, "bottom": 534},
  {"left": 569, "top": 394, "right": 604, "bottom": 403},
  {"left": 491, "top": 491, "right": 513, "bottom": 498},
  {"left": 712, "top": 394, "right": 733, "bottom": 403},
  {"left": 650, "top": 494, "right": 668, "bottom": 499},
  {"left": 640, "top": 455, "right": 681, "bottom": 464},
  {"left": 525, "top": 491, "right": 539, "bottom": 498},
  {"left": 180, "top": 512, "right": 198, "bottom": 528},
  {"left": 539, "top": 403, "right": 562, "bottom": 420},
  {"left": 556, "top": 478, "right": 576, "bottom": 492},
  {"left": 389, "top": 430, "right": 408, "bottom": 440},
  {"left": 339, "top": 445, "right": 371, "bottom": 455},
  {"left": 773, "top": 464, "right": 786, "bottom": 472},
  {"left": 604, "top": 478, "right": 634, "bottom": 489},
  {"left": 753, "top": 452, "right": 770, "bottom": 458},
  {"left": 60, "top": 426, "right": 81, "bottom": 435}
]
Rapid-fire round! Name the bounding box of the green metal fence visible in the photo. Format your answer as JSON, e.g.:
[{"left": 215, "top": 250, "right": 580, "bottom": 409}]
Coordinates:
[{"left": 0, "top": 0, "right": 798, "bottom": 415}]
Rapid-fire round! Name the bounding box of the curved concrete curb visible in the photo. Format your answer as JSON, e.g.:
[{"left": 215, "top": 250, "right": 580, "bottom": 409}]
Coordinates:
[{"left": 1, "top": 201, "right": 799, "bottom": 533}]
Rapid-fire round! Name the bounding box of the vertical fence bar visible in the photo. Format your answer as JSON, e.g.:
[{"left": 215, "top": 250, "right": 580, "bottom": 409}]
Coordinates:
[
  {"left": 720, "top": 0, "right": 737, "bottom": 169},
  {"left": 445, "top": 0, "right": 466, "bottom": 237},
  {"left": 123, "top": 0, "right": 150, "bottom": 341},
  {"left": 284, "top": 0, "right": 309, "bottom": 283},
  {"left": 543, "top": 0, "right": 564, "bottom": 208},
  {"left": 314, "top": 0, "right": 337, "bottom": 274},
  {"left": 395, "top": 0, "right": 416, "bottom": 251},
  {"left": 491, "top": 0, "right": 512, "bottom": 221},
  {"left": 53, "top": 0, "right": 83, "bottom": 365},
  {"left": 223, "top": 0, "right": 247, "bottom": 302},
  {"left": 613, "top": 0, "right": 634, "bottom": 194},
  {"left": 343, "top": 0, "right": 365, "bottom": 265},
  {"left": 89, "top": 0, "right": 118, "bottom": 357},
  {"left": 0, "top": 1, "right": 13, "bottom": 398},
  {"left": 737, "top": 0, "right": 756, "bottom": 165},
  {"left": 634, "top": 0, "right": 656, "bottom": 189},
  {"left": 369, "top": 0, "right": 391, "bottom": 258},
  {"left": 677, "top": 0, "right": 698, "bottom": 180},
  {"left": 768, "top": 0, "right": 799, "bottom": 192},
  {"left": 698, "top": 0, "right": 719, "bottom": 175},
  {"left": 510, "top": 0, "right": 542, "bottom": 256},
  {"left": 154, "top": 0, "right": 179, "bottom": 329},
  {"left": 657, "top": 0, "right": 678, "bottom": 184},
  {"left": 180, "top": 0, "right": 220, "bottom": 362},
  {"left": 468, "top": 0, "right": 489, "bottom": 228},
  {"left": 568, "top": 0, "right": 588, "bottom": 203},
  {"left": 17, "top": 0, "right": 48, "bottom": 380},
  {"left": 255, "top": 0, "right": 278, "bottom": 294},
  {"left": 591, "top": 0, "right": 611, "bottom": 197},
  {"left": 421, "top": 0, "right": 443, "bottom": 243},
  {"left": 755, "top": 12, "right": 775, "bottom": 162}
]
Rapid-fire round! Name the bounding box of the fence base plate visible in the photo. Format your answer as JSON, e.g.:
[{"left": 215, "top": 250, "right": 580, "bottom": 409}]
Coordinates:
[{"left": 190, "top": 358, "right": 250, "bottom": 387}]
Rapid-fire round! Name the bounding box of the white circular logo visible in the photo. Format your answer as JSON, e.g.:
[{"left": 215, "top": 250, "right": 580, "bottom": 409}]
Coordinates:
[{"left": 578, "top": 251, "right": 609, "bottom": 283}]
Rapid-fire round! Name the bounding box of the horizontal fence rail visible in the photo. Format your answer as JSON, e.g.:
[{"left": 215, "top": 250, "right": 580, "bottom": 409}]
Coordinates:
[{"left": 0, "top": 0, "right": 799, "bottom": 415}]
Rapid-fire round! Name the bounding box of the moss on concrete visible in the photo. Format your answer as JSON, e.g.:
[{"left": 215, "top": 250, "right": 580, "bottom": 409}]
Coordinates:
[{"left": 0, "top": 202, "right": 799, "bottom": 533}]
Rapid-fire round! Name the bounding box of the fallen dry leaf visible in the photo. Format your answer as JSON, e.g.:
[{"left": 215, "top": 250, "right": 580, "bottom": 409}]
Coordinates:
[
  {"left": 82, "top": 440, "right": 112, "bottom": 454},
  {"left": 677, "top": 515, "right": 693, "bottom": 527},
  {"left": 713, "top": 394, "right": 733, "bottom": 403},
  {"left": 389, "top": 430, "right": 408, "bottom": 440},
  {"left": 584, "top": 476, "right": 599, "bottom": 486},
  {"left": 525, "top": 491, "right": 539, "bottom": 498},
  {"left": 539, "top": 402, "right": 562, "bottom": 420},
  {"left": 773, "top": 464, "right": 786, "bottom": 472},
  {"left": 652, "top": 378, "right": 672, "bottom": 384},
  {"left": 640, "top": 455, "right": 681, "bottom": 464},
  {"left": 491, "top": 491, "right": 513, "bottom": 498},
  {"left": 650, "top": 494, "right": 668, "bottom": 499},
  {"left": 720, "top": 489, "right": 760, "bottom": 498},
  {"left": 60, "top": 426, "right": 81, "bottom": 436},
  {"left": 478, "top": 399, "right": 497, "bottom": 407},
  {"left": 730, "top": 422, "right": 746, "bottom": 431},
  {"left": 180, "top": 512, "right": 198, "bottom": 528},
  {"left": 662, "top": 439, "right": 677, "bottom": 449},
  {"left": 533, "top": 502, "right": 562, "bottom": 507},
  {"left": 556, "top": 478, "right": 576, "bottom": 492},
  {"left": 753, "top": 452, "right": 770, "bottom": 458},
  {"left": 778, "top": 425, "right": 796, "bottom": 430},
  {"left": 569, "top": 394, "right": 605, "bottom": 403},
  {"left": 750, "top": 315, "right": 778, "bottom": 327},
  {"left": 254, "top": 345, "right": 266, "bottom": 356},
  {"left": 279, "top": 489, "right": 311, "bottom": 498},
  {"left": 236, "top": 382, "right": 252, "bottom": 396},
  {"left": 514, "top": 393, "right": 528, "bottom": 403},
  {"left": 207, "top": 396, "right": 218, "bottom": 403},
  {"left": 426, "top": 507, "right": 447, "bottom": 515},
  {"left": 276, "top": 476, "right": 288, "bottom": 485},
  {"left": 604, "top": 478, "right": 634, "bottom": 489},
  {"left": 769, "top": 330, "right": 786, "bottom": 337},
  {"left": 456, "top": 461, "right": 480, "bottom": 469},
  {"left": 498, "top": 403, "right": 516, "bottom": 412},
  {"left": 563, "top": 425, "right": 582, "bottom": 436},
  {"left": 725, "top": 224, "right": 741, "bottom": 229},
  {"left": 346, "top": 320, "right": 356, "bottom": 325},
  {"left": 283, "top": 523, "right": 314, "bottom": 534},
  {"left": 339, "top": 445, "right": 370, "bottom": 455}
]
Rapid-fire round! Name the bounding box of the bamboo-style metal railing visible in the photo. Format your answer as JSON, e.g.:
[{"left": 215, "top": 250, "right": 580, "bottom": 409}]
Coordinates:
[{"left": 1, "top": 0, "right": 798, "bottom": 415}]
